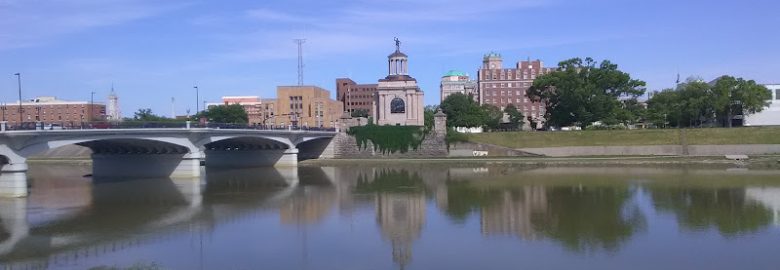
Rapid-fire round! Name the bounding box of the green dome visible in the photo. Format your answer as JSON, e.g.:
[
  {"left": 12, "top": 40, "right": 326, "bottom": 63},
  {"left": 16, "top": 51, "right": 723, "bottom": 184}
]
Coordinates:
[{"left": 443, "top": 70, "right": 466, "bottom": 77}]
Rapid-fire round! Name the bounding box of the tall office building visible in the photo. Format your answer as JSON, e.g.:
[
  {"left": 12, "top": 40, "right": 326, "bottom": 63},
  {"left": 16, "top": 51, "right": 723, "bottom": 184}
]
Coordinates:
[
  {"left": 336, "top": 78, "right": 378, "bottom": 116},
  {"left": 261, "top": 86, "right": 343, "bottom": 128},
  {"left": 477, "top": 52, "right": 554, "bottom": 125}
]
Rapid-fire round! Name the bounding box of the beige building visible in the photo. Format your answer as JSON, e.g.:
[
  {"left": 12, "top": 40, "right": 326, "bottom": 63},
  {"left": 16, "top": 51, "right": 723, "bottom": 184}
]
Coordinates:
[
  {"left": 1, "top": 96, "right": 105, "bottom": 128},
  {"left": 261, "top": 86, "right": 343, "bottom": 128},
  {"left": 440, "top": 70, "right": 478, "bottom": 103},
  {"left": 374, "top": 39, "right": 425, "bottom": 126}
]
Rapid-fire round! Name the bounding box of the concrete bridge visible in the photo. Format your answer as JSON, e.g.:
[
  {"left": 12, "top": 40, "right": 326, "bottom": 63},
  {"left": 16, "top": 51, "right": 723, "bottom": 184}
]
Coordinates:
[{"left": 0, "top": 128, "right": 337, "bottom": 197}]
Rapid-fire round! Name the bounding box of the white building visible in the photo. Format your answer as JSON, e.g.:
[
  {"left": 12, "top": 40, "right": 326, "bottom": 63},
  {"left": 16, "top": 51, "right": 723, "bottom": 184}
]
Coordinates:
[
  {"left": 440, "top": 70, "right": 478, "bottom": 103},
  {"left": 374, "top": 39, "right": 424, "bottom": 126},
  {"left": 744, "top": 84, "right": 780, "bottom": 126}
]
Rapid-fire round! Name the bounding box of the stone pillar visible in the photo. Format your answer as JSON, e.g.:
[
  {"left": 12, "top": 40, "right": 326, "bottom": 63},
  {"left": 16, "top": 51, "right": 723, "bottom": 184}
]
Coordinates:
[
  {"left": 434, "top": 108, "right": 447, "bottom": 138},
  {"left": 276, "top": 148, "right": 299, "bottom": 167},
  {"left": 1, "top": 121, "right": 7, "bottom": 132},
  {"left": 0, "top": 197, "right": 29, "bottom": 254},
  {"left": 0, "top": 162, "right": 28, "bottom": 198}
]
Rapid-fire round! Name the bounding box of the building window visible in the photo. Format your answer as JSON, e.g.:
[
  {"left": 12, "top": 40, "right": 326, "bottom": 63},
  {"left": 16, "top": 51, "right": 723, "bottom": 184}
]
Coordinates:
[{"left": 391, "top": 98, "right": 405, "bottom": 113}]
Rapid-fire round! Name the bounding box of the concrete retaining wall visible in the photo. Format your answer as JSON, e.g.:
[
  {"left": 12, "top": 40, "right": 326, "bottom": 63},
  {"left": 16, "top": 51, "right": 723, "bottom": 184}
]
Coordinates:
[{"left": 519, "top": 144, "right": 780, "bottom": 157}]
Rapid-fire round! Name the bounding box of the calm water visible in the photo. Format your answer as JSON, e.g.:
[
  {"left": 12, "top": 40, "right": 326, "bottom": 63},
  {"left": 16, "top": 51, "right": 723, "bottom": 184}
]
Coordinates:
[{"left": 2, "top": 164, "right": 780, "bottom": 270}]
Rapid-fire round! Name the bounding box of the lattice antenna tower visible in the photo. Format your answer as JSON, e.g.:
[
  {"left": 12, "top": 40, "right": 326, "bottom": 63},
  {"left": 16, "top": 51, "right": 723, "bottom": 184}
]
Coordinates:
[{"left": 294, "top": 38, "right": 306, "bottom": 85}]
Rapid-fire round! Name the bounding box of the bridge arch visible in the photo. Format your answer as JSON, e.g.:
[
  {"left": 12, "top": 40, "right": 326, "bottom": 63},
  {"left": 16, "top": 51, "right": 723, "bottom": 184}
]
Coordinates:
[
  {"left": 296, "top": 136, "right": 335, "bottom": 160},
  {"left": 203, "top": 136, "right": 291, "bottom": 151},
  {"left": 17, "top": 136, "right": 200, "bottom": 158}
]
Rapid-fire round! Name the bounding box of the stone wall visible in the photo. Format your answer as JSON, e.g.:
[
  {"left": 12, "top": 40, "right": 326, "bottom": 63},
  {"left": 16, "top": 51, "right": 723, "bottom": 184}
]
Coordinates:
[
  {"left": 519, "top": 144, "right": 780, "bottom": 157},
  {"left": 329, "top": 110, "right": 449, "bottom": 159},
  {"left": 331, "top": 131, "right": 447, "bottom": 159}
]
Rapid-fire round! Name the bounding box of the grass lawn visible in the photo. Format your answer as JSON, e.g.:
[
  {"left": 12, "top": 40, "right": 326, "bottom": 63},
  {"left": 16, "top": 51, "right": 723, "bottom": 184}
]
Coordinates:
[{"left": 467, "top": 127, "right": 780, "bottom": 148}]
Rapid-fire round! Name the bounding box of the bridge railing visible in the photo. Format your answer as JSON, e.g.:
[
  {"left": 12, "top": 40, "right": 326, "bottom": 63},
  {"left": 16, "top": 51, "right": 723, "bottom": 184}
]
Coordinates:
[{"left": 0, "top": 121, "right": 336, "bottom": 132}]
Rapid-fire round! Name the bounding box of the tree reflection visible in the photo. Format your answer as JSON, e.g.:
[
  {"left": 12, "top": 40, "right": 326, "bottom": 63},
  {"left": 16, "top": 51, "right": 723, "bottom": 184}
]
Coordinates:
[
  {"left": 531, "top": 187, "right": 645, "bottom": 252},
  {"left": 651, "top": 188, "right": 772, "bottom": 236}
]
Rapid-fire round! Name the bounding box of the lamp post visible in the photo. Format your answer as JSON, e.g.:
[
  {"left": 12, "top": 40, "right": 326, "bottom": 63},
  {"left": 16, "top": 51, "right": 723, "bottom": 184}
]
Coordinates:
[
  {"left": 194, "top": 86, "right": 199, "bottom": 114},
  {"left": 1, "top": 103, "right": 6, "bottom": 121},
  {"left": 14, "top": 73, "right": 22, "bottom": 125},
  {"left": 90, "top": 91, "right": 95, "bottom": 122}
]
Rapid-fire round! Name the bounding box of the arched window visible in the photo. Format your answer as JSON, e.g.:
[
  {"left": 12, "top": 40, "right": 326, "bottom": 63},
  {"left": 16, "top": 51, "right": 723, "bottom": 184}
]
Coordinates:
[{"left": 390, "top": 98, "right": 405, "bottom": 114}]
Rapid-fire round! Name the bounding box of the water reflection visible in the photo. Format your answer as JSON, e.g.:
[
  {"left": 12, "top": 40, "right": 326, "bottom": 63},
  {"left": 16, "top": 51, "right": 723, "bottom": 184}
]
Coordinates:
[{"left": 1, "top": 164, "right": 780, "bottom": 269}]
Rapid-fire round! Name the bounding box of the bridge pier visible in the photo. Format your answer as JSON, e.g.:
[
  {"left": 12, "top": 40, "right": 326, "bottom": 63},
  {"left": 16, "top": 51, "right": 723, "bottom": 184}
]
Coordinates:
[
  {"left": 0, "top": 163, "right": 28, "bottom": 198},
  {"left": 205, "top": 148, "right": 298, "bottom": 168}
]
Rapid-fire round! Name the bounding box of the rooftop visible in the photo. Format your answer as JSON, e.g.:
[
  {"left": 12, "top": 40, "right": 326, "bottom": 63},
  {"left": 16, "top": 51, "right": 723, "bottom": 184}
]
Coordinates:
[{"left": 443, "top": 70, "right": 467, "bottom": 77}]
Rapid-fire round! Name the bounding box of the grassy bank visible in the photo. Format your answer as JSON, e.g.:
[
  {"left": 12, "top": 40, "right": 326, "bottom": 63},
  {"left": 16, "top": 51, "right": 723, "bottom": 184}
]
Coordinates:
[{"left": 467, "top": 127, "right": 780, "bottom": 148}]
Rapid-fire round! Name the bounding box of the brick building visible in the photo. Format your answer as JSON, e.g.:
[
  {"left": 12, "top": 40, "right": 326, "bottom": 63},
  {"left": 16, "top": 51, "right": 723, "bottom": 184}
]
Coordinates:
[
  {"left": 206, "top": 96, "right": 264, "bottom": 125},
  {"left": 1, "top": 96, "right": 105, "bottom": 128},
  {"left": 477, "top": 52, "right": 554, "bottom": 125},
  {"left": 262, "top": 86, "right": 343, "bottom": 128},
  {"left": 336, "top": 78, "right": 378, "bottom": 116},
  {"left": 440, "top": 70, "right": 478, "bottom": 102}
]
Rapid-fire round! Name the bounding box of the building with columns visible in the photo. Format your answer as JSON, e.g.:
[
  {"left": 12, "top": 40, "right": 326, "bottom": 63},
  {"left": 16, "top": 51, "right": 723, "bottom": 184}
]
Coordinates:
[{"left": 374, "top": 39, "right": 425, "bottom": 126}]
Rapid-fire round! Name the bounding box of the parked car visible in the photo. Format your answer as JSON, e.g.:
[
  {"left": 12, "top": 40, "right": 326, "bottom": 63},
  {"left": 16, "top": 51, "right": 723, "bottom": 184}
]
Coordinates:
[{"left": 44, "top": 123, "right": 64, "bottom": 130}]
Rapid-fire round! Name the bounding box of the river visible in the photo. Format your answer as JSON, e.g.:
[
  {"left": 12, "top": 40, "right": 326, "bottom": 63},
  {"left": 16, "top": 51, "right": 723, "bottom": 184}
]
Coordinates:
[{"left": 1, "top": 163, "right": 780, "bottom": 269}]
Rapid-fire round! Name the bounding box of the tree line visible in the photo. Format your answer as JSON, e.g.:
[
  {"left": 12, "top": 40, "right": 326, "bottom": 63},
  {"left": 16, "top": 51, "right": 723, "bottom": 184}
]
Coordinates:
[
  {"left": 128, "top": 104, "right": 248, "bottom": 123},
  {"left": 440, "top": 57, "right": 771, "bottom": 130}
]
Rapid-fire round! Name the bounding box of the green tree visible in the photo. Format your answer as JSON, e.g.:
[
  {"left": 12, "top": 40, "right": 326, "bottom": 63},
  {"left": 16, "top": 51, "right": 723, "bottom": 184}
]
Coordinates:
[
  {"left": 712, "top": 76, "right": 771, "bottom": 127},
  {"left": 527, "top": 57, "right": 646, "bottom": 129},
  {"left": 481, "top": 104, "right": 503, "bottom": 130},
  {"left": 503, "top": 104, "right": 524, "bottom": 130},
  {"left": 647, "top": 89, "right": 681, "bottom": 128},
  {"left": 201, "top": 104, "right": 248, "bottom": 123},
  {"left": 424, "top": 105, "right": 438, "bottom": 131},
  {"left": 132, "top": 108, "right": 170, "bottom": 121},
  {"left": 440, "top": 93, "right": 486, "bottom": 128}
]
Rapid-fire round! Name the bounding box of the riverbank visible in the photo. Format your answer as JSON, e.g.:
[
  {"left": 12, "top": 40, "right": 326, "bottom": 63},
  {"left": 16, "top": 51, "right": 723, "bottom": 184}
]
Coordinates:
[
  {"left": 467, "top": 127, "right": 780, "bottom": 148},
  {"left": 302, "top": 155, "right": 780, "bottom": 169}
]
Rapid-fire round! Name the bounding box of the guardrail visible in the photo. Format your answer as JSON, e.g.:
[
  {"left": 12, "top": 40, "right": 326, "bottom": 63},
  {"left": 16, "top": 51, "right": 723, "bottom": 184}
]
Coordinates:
[{"left": 0, "top": 121, "right": 337, "bottom": 132}]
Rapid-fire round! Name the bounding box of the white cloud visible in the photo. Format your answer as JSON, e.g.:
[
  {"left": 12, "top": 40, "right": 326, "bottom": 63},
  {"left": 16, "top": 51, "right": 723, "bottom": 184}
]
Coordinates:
[{"left": 0, "top": 0, "right": 185, "bottom": 50}]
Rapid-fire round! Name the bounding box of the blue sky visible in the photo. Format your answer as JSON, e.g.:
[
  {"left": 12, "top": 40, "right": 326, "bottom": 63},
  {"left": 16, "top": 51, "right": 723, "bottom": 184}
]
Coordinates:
[{"left": 1, "top": 0, "right": 779, "bottom": 117}]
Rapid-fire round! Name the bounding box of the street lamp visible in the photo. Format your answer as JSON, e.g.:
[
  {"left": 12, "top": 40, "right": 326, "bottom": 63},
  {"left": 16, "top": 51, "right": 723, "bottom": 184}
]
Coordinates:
[
  {"left": 14, "top": 73, "right": 22, "bottom": 125},
  {"left": 90, "top": 91, "right": 95, "bottom": 122},
  {"left": 194, "top": 86, "right": 199, "bottom": 114},
  {"left": 1, "top": 103, "right": 6, "bottom": 121}
]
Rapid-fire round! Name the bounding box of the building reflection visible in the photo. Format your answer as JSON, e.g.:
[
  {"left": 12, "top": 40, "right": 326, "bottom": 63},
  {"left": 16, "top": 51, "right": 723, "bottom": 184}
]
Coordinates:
[
  {"left": 480, "top": 187, "right": 547, "bottom": 240},
  {"left": 346, "top": 168, "right": 427, "bottom": 269}
]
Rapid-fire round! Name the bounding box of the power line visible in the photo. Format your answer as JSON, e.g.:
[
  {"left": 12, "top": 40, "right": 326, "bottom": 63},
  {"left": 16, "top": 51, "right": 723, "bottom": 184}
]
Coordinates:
[{"left": 294, "top": 39, "right": 306, "bottom": 86}]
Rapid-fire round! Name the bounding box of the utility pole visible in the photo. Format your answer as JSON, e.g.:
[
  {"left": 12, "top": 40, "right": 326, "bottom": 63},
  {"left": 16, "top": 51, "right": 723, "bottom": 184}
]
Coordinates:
[
  {"left": 194, "top": 85, "right": 199, "bottom": 114},
  {"left": 90, "top": 91, "right": 95, "bottom": 122},
  {"left": 294, "top": 39, "right": 306, "bottom": 86},
  {"left": 171, "top": 97, "right": 176, "bottom": 119}
]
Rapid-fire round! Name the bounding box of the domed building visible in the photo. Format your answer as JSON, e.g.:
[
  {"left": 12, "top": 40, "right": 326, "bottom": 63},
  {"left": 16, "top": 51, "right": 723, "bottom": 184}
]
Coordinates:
[
  {"left": 440, "top": 70, "right": 478, "bottom": 103},
  {"left": 374, "top": 38, "right": 425, "bottom": 126}
]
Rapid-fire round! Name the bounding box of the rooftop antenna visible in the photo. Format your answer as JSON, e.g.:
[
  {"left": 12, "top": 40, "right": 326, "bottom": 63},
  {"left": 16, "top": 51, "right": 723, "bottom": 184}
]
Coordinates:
[{"left": 294, "top": 38, "right": 306, "bottom": 86}]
